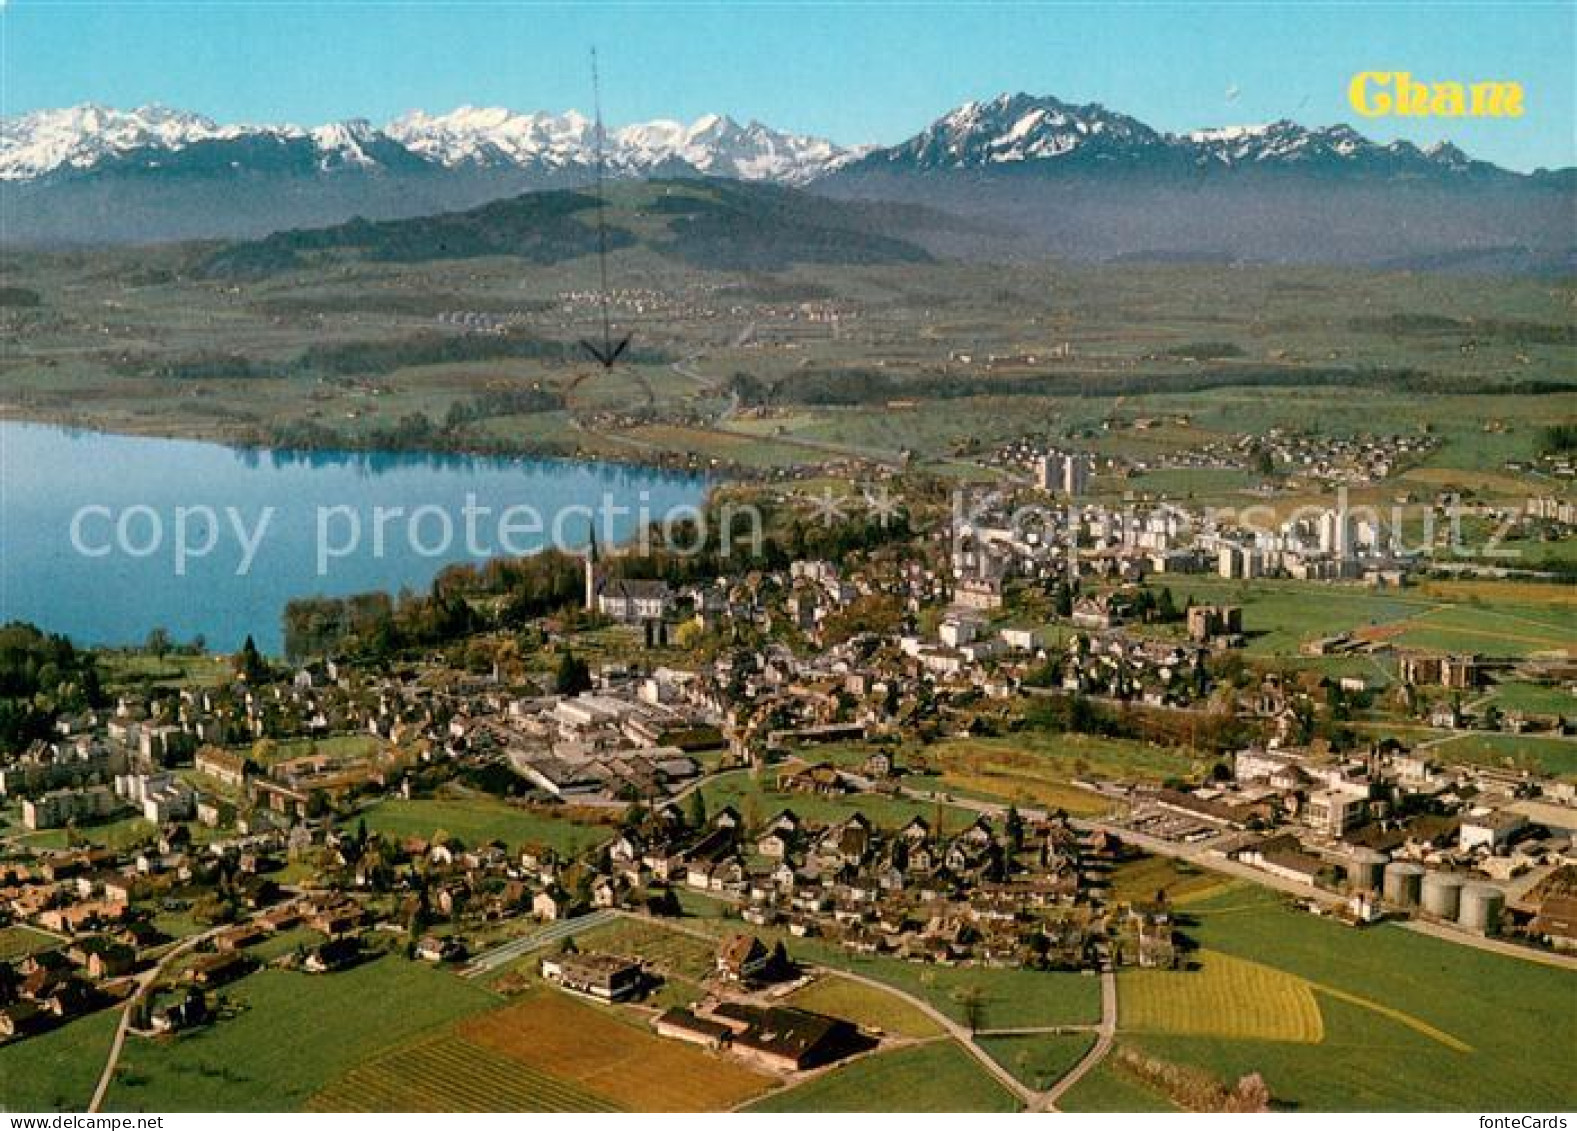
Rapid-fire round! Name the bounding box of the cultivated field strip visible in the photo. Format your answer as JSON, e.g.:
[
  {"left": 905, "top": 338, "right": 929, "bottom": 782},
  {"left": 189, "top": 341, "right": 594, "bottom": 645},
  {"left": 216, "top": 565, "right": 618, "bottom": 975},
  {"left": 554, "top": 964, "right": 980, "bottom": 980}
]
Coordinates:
[
  {"left": 306, "top": 1033, "right": 623, "bottom": 1112},
  {"left": 458, "top": 992, "right": 775, "bottom": 1111},
  {"left": 1120, "top": 949, "right": 1325, "bottom": 1044}
]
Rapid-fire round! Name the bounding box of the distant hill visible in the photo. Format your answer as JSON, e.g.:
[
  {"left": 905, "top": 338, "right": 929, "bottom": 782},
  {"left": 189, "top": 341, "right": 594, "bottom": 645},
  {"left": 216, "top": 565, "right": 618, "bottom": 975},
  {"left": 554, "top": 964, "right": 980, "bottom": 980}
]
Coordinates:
[{"left": 199, "top": 179, "right": 940, "bottom": 277}]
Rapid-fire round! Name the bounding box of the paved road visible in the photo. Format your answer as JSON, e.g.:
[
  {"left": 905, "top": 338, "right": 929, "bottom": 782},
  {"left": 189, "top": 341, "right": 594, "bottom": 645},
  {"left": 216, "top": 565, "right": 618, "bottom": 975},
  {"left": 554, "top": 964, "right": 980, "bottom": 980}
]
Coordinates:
[
  {"left": 822, "top": 966, "right": 1039, "bottom": 1109},
  {"left": 668, "top": 765, "right": 748, "bottom": 807},
  {"left": 607, "top": 909, "right": 1050, "bottom": 1112},
  {"left": 1037, "top": 968, "right": 1118, "bottom": 1112},
  {"left": 460, "top": 908, "right": 620, "bottom": 978},
  {"left": 89, "top": 923, "right": 232, "bottom": 1112},
  {"left": 973, "top": 1024, "right": 1098, "bottom": 1037},
  {"left": 1399, "top": 916, "right": 1577, "bottom": 971}
]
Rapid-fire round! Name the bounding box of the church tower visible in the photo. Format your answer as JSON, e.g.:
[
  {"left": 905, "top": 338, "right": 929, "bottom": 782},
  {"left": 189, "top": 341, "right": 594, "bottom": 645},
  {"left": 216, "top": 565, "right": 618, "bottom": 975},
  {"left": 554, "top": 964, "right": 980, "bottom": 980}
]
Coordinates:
[{"left": 584, "top": 520, "right": 600, "bottom": 612}]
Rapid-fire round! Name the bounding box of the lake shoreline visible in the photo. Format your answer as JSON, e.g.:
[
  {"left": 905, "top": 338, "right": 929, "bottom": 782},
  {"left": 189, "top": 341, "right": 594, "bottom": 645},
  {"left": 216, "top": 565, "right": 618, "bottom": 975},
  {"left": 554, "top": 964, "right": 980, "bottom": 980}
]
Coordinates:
[
  {"left": 0, "top": 404, "right": 767, "bottom": 483},
  {"left": 0, "top": 419, "right": 710, "bottom": 655}
]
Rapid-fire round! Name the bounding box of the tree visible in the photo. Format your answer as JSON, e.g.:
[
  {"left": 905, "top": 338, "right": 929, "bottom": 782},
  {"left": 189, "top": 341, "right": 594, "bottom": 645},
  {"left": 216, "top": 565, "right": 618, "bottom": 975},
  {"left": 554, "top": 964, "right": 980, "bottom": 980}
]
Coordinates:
[
  {"left": 1232, "top": 1073, "right": 1273, "bottom": 1113},
  {"left": 554, "top": 650, "right": 592, "bottom": 696},
  {"left": 674, "top": 620, "right": 705, "bottom": 650},
  {"left": 686, "top": 789, "right": 708, "bottom": 830},
  {"left": 144, "top": 627, "right": 173, "bottom": 660},
  {"left": 954, "top": 984, "right": 986, "bottom": 1033},
  {"left": 1004, "top": 805, "right": 1025, "bottom": 854},
  {"left": 235, "top": 635, "right": 268, "bottom": 683},
  {"left": 129, "top": 995, "right": 153, "bottom": 1031}
]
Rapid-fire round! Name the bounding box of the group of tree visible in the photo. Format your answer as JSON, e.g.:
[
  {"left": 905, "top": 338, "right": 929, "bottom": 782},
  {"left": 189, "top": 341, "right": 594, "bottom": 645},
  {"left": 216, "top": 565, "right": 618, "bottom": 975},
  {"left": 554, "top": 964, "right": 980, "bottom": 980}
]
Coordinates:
[
  {"left": 1539, "top": 422, "right": 1577, "bottom": 456},
  {"left": 1020, "top": 689, "right": 1246, "bottom": 754},
  {"left": 282, "top": 580, "right": 478, "bottom": 662},
  {"left": 1132, "top": 586, "right": 1182, "bottom": 624},
  {"left": 0, "top": 622, "right": 104, "bottom": 748},
  {"left": 553, "top": 650, "right": 593, "bottom": 696},
  {"left": 1113, "top": 1048, "right": 1273, "bottom": 1113}
]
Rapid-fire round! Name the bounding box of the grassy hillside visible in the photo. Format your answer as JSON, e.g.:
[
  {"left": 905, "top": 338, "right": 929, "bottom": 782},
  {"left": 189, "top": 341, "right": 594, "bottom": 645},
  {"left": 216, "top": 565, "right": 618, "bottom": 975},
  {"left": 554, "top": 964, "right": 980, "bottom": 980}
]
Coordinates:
[{"left": 202, "top": 179, "right": 934, "bottom": 277}]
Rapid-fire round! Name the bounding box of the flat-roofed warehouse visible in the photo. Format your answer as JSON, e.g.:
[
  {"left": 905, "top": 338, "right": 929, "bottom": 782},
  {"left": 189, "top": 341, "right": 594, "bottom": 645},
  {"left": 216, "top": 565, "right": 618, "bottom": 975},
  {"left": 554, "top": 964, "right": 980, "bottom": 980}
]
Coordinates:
[{"left": 540, "top": 952, "right": 643, "bottom": 1001}]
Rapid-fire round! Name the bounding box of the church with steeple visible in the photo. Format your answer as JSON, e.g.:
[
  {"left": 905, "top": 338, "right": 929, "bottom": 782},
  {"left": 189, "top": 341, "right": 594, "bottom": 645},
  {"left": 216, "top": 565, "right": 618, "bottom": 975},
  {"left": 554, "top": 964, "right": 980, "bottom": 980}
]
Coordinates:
[{"left": 583, "top": 521, "right": 672, "bottom": 623}]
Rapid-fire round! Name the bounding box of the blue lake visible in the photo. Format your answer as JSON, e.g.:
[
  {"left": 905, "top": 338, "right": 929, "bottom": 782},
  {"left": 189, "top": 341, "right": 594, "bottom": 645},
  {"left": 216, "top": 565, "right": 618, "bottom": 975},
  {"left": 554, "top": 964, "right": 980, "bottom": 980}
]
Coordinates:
[{"left": 0, "top": 421, "right": 706, "bottom": 654}]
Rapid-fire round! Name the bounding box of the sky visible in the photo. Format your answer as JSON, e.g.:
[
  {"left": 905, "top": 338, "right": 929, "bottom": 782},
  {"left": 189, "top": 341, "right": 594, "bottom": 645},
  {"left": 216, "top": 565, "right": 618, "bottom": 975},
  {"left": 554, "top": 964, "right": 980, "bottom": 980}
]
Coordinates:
[{"left": 1, "top": 1, "right": 1572, "bottom": 171}]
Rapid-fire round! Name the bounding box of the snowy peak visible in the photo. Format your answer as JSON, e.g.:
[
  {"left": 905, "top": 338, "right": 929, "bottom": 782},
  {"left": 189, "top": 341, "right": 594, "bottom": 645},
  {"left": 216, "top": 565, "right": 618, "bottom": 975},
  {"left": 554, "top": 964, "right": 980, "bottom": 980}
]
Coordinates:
[
  {"left": 308, "top": 119, "right": 383, "bottom": 169},
  {"left": 388, "top": 106, "right": 852, "bottom": 184},
  {"left": 867, "top": 92, "right": 1168, "bottom": 169},
  {"left": 617, "top": 113, "right": 856, "bottom": 183},
  {"left": 1181, "top": 119, "right": 1481, "bottom": 173},
  {"left": 0, "top": 103, "right": 420, "bottom": 181},
  {"left": 385, "top": 106, "right": 597, "bottom": 170},
  {"left": 0, "top": 95, "right": 1518, "bottom": 186},
  {"left": 862, "top": 93, "right": 1497, "bottom": 177},
  {"left": 1, "top": 101, "right": 856, "bottom": 186},
  {"left": 0, "top": 103, "right": 244, "bottom": 181}
]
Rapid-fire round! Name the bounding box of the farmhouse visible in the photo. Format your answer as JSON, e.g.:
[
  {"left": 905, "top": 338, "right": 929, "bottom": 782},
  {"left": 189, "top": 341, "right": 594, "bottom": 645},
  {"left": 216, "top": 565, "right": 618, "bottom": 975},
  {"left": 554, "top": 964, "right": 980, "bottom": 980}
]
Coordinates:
[
  {"left": 303, "top": 936, "right": 362, "bottom": 973},
  {"left": 0, "top": 1001, "right": 48, "bottom": 1039},
  {"left": 716, "top": 934, "right": 773, "bottom": 983},
  {"left": 186, "top": 951, "right": 253, "bottom": 988},
  {"left": 707, "top": 1002, "right": 863, "bottom": 1072},
  {"left": 653, "top": 1006, "right": 734, "bottom": 1050}
]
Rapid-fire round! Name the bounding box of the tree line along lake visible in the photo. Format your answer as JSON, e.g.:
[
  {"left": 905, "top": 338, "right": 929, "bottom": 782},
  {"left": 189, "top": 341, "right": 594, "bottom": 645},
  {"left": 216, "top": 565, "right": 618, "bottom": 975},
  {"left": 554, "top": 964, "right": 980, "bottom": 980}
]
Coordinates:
[{"left": 0, "top": 421, "right": 706, "bottom": 654}]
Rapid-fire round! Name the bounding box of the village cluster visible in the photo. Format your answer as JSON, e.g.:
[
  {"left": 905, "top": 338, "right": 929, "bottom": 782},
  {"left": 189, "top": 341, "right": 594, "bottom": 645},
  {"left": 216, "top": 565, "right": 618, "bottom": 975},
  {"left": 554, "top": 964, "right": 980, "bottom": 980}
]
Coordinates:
[
  {"left": 1, "top": 455, "right": 1572, "bottom": 1078},
  {"left": 985, "top": 427, "right": 1441, "bottom": 490}
]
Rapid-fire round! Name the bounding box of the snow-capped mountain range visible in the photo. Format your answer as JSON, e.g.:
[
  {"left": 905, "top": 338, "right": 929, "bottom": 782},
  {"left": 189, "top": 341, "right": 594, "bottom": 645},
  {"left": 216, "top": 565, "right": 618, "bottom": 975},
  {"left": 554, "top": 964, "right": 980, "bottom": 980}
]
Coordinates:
[
  {"left": 386, "top": 106, "right": 860, "bottom": 183},
  {"left": 851, "top": 93, "right": 1497, "bottom": 176},
  {"left": 0, "top": 92, "right": 1522, "bottom": 186},
  {"left": 5, "top": 93, "right": 1567, "bottom": 264},
  {"left": 0, "top": 103, "right": 862, "bottom": 184}
]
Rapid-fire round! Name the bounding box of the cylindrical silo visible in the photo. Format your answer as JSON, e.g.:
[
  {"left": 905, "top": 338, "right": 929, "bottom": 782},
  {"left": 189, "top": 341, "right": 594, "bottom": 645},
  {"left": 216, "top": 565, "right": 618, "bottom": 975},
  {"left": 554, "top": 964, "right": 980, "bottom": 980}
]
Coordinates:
[
  {"left": 1382, "top": 861, "right": 1425, "bottom": 907},
  {"left": 1347, "top": 849, "right": 1389, "bottom": 892},
  {"left": 1458, "top": 884, "right": 1505, "bottom": 934},
  {"left": 1420, "top": 872, "right": 1465, "bottom": 920}
]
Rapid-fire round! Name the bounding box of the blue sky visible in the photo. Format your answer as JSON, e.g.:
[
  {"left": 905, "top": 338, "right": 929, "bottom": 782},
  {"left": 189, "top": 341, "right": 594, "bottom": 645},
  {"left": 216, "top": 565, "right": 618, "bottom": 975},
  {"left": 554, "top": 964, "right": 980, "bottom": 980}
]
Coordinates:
[{"left": 2, "top": 2, "right": 1572, "bottom": 170}]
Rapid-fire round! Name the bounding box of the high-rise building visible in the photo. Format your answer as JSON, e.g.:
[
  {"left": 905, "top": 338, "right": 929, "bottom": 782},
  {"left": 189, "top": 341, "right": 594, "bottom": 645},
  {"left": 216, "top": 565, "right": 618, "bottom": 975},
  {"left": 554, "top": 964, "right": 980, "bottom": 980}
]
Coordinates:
[{"left": 1037, "top": 450, "right": 1092, "bottom": 497}]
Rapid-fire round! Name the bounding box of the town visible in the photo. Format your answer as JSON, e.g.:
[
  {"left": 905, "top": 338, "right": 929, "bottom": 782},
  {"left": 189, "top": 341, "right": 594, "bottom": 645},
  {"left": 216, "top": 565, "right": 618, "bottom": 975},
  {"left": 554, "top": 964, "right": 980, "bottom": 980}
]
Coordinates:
[{"left": 2, "top": 455, "right": 1573, "bottom": 1113}]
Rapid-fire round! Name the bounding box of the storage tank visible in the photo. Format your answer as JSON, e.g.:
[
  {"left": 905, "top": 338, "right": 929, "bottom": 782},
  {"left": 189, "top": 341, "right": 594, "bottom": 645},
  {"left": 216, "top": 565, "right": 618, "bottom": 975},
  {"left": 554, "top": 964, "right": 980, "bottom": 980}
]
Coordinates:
[
  {"left": 1347, "top": 849, "right": 1389, "bottom": 892},
  {"left": 1382, "top": 861, "right": 1425, "bottom": 906},
  {"left": 1420, "top": 871, "right": 1465, "bottom": 919},
  {"left": 1458, "top": 884, "right": 1505, "bottom": 934}
]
